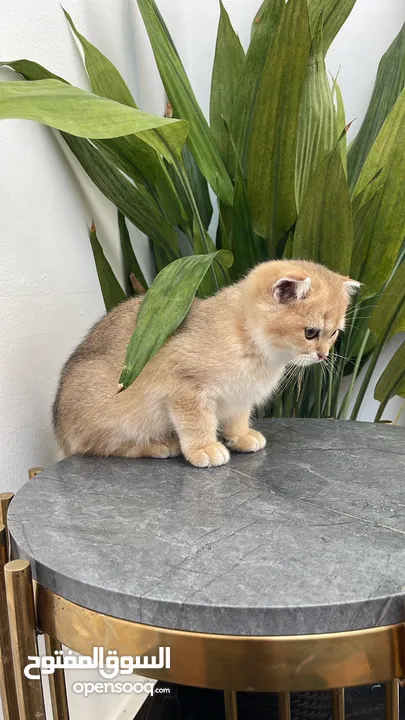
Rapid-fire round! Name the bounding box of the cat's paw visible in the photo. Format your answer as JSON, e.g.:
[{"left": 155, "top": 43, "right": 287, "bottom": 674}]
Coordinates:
[
  {"left": 166, "top": 437, "right": 182, "bottom": 457},
  {"left": 225, "top": 429, "right": 266, "bottom": 453},
  {"left": 186, "top": 442, "right": 230, "bottom": 468}
]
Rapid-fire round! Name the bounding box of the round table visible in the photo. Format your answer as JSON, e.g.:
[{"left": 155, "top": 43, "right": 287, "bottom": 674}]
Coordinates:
[{"left": 3, "top": 418, "right": 405, "bottom": 720}]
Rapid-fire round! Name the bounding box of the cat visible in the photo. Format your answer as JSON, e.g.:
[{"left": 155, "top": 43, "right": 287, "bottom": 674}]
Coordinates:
[{"left": 53, "top": 260, "right": 359, "bottom": 468}]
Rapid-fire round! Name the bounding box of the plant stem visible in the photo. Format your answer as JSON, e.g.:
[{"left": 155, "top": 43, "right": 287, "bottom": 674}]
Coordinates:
[
  {"left": 394, "top": 400, "right": 405, "bottom": 425},
  {"left": 349, "top": 334, "right": 385, "bottom": 420},
  {"left": 374, "top": 400, "right": 388, "bottom": 423},
  {"left": 339, "top": 328, "right": 370, "bottom": 419},
  {"left": 313, "top": 368, "right": 322, "bottom": 418},
  {"left": 167, "top": 149, "right": 220, "bottom": 292}
]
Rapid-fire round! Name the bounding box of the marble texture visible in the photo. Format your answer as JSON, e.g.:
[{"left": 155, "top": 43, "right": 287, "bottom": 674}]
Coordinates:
[{"left": 8, "top": 419, "right": 405, "bottom": 636}]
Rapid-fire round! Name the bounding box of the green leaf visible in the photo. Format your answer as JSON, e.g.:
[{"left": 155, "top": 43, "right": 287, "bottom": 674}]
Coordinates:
[
  {"left": 210, "top": 1, "right": 244, "bottom": 162},
  {"left": 63, "top": 9, "right": 137, "bottom": 107},
  {"left": 348, "top": 22, "right": 405, "bottom": 190},
  {"left": 119, "top": 251, "right": 233, "bottom": 389},
  {"left": 353, "top": 88, "right": 405, "bottom": 296},
  {"left": 137, "top": 0, "right": 233, "bottom": 205},
  {"left": 370, "top": 262, "right": 405, "bottom": 340},
  {"left": 230, "top": 0, "right": 284, "bottom": 173},
  {"left": 308, "top": 0, "right": 356, "bottom": 54},
  {"left": 247, "top": 0, "right": 311, "bottom": 247},
  {"left": 118, "top": 211, "right": 148, "bottom": 295},
  {"left": 0, "top": 80, "right": 188, "bottom": 156},
  {"left": 62, "top": 134, "right": 179, "bottom": 253},
  {"left": 230, "top": 165, "right": 258, "bottom": 279},
  {"left": 332, "top": 76, "right": 348, "bottom": 176},
  {"left": 181, "top": 145, "right": 213, "bottom": 229},
  {"left": 0, "top": 59, "right": 66, "bottom": 82},
  {"left": 293, "top": 145, "right": 353, "bottom": 275},
  {"left": 375, "top": 339, "right": 405, "bottom": 404},
  {"left": 350, "top": 182, "right": 383, "bottom": 287},
  {"left": 89, "top": 223, "right": 126, "bottom": 311},
  {"left": 295, "top": 17, "right": 336, "bottom": 208}
]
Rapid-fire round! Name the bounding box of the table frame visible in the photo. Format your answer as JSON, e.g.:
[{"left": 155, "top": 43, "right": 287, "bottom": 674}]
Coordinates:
[{"left": 0, "top": 473, "right": 403, "bottom": 720}]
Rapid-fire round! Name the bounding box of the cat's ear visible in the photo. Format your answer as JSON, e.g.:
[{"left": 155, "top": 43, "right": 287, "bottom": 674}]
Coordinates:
[
  {"left": 272, "top": 276, "right": 311, "bottom": 304},
  {"left": 343, "top": 279, "right": 361, "bottom": 296}
]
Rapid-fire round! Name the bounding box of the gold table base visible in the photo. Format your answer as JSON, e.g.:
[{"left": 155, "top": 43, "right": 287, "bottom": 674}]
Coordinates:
[{"left": 0, "top": 476, "right": 403, "bottom": 720}]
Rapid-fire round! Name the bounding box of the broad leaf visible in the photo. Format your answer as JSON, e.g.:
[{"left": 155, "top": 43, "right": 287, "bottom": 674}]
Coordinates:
[
  {"left": 247, "top": 0, "right": 311, "bottom": 247},
  {"left": 350, "top": 183, "right": 383, "bottom": 286},
  {"left": 295, "top": 18, "right": 336, "bottom": 208},
  {"left": 293, "top": 145, "right": 353, "bottom": 275},
  {"left": 353, "top": 88, "right": 405, "bottom": 296},
  {"left": 181, "top": 146, "right": 213, "bottom": 229},
  {"left": 0, "top": 80, "right": 188, "bottom": 157},
  {"left": 62, "top": 134, "right": 179, "bottom": 253},
  {"left": 348, "top": 22, "right": 405, "bottom": 190},
  {"left": 308, "top": 0, "right": 357, "bottom": 54},
  {"left": 119, "top": 251, "right": 233, "bottom": 389},
  {"left": 89, "top": 223, "right": 126, "bottom": 311},
  {"left": 370, "top": 262, "right": 405, "bottom": 340},
  {"left": 210, "top": 1, "right": 244, "bottom": 162},
  {"left": 230, "top": 0, "right": 284, "bottom": 173},
  {"left": 63, "top": 9, "right": 137, "bottom": 107},
  {"left": 118, "top": 211, "right": 148, "bottom": 295},
  {"left": 375, "top": 339, "right": 405, "bottom": 404},
  {"left": 137, "top": 0, "right": 233, "bottom": 205}
]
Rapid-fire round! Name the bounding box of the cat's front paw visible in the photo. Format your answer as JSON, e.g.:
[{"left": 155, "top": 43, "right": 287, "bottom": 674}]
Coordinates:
[
  {"left": 186, "top": 442, "right": 230, "bottom": 468},
  {"left": 225, "top": 429, "right": 266, "bottom": 453}
]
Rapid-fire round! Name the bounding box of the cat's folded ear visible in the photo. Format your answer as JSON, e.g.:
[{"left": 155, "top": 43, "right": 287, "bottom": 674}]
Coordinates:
[
  {"left": 343, "top": 279, "right": 361, "bottom": 296},
  {"left": 272, "top": 276, "right": 311, "bottom": 304}
]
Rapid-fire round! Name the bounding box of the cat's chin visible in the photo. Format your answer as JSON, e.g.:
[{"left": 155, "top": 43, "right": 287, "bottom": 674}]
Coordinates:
[{"left": 291, "top": 354, "right": 320, "bottom": 368}]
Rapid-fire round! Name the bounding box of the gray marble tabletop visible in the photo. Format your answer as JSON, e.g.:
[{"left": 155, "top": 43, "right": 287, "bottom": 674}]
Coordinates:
[{"left": 8, "top": 419, "right": 405, "bottom": 636}]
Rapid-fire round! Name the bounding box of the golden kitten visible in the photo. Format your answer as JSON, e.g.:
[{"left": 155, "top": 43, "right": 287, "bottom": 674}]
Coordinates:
[{"left": 53, "top": 260, "right": 358, "bottom": 467}]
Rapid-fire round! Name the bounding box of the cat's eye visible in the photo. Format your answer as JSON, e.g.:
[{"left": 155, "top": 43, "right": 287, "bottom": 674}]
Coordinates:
[{"left": 305, "top": 327, "right": 320, "bottom": 340}]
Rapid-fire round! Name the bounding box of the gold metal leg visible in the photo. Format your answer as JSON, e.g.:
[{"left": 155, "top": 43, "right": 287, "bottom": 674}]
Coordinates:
[
  {"left": 278, "top": 691, "right": 291, "bottom": 720},
  {"left": 0, "top": 526, "right": 19, "bottom": 720},
  {"left": 5, "top": 559, "right": 45, "bottom": 720},
  {"left": 385, "top": 679, "right": 399, "bottom": 720},
  {"left": 44, "top": 634, "right": 70, "bottom": 720},
  {"left": 332, "top": 688, "right": 345, "bottom": 720},
  {"left": 0, "top": 493, "right": 14, "bottom": 531},
  {"left": 28, "top": 467, "right": 44, "bottom": 480},
  {"left": 224, "top": 690, "right": 238, "bottom": 719}
]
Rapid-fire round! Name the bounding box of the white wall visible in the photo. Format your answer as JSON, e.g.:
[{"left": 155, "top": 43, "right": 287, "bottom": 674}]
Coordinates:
[{"left": 0, "top": 0, "right": 404, "bottom": 716}]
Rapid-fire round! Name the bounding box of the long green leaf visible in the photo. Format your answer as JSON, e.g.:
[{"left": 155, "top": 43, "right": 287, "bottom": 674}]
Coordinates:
[
  {"left": 119, "top": 251, "right": 233, "bottom": 389},
  {"left": 118, "top": 211, "right": 148, "bottom": 295},
  {"left": 353, "top": 88, "right": 405, "bottom": 296},
  {"left": 374, "top": 340, "right": 405, "bottom": 404},
  {"left": 62, "top": 134, "right": 179, "bottom": 253},
  {"left": 295, "top": 18, "right": 336, "bottom": 208},
  {"left": 181, "top": 146, "right": 213, "bottom": 229},
  {"left": 370, "top": 262, "right": 405, "bottom": 340},
  {"left": 348, "top": 22, "right": 405, "bottom": 190},
  {"left": 293, "top": 145, "right": 353, "bottom": 274},
  {"left": 0, "top": 80, "right": 188, "bottom": 156},
  {"left": 1, "top": 59, "right": 187, "bottom": 231},
  {"left": 63, "top": 9, "right": 136, "bottom": 107},
  {"left": 137, "top": 0, "right": 233, "bottom": 205},
  {"left": 247, "top": 0, "right": 311, "bottom": 247},
  {"left": 333, "top": 76, "right": 348, "bottom": 176},
  {"left": 230, "top": 166, "right": 258, "bottom": 279},
  {"left": 350, "top": 183, "right": 383, "bottom": 286},
  {"left": 210, "top": 1, "right": 244, "bottom": 162},
  {"left": 230, "top": 0, "right": 284, "bottom": 173},
  {"left": 308, "top": 0, "right": 356, "bottom": 54},
  {"left": 89, "top": 223, "right": 126, "bottom": 311}
]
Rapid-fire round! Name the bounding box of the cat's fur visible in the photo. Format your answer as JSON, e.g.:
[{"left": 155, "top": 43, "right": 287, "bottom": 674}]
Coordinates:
[{"left": 53, "top": 260, "right": 358, "bottom": 467}]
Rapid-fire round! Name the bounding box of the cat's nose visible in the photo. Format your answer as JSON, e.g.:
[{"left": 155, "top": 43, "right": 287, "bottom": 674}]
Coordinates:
[{"left": 317, "top": 352, "right": 327, "bottom": 361}]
